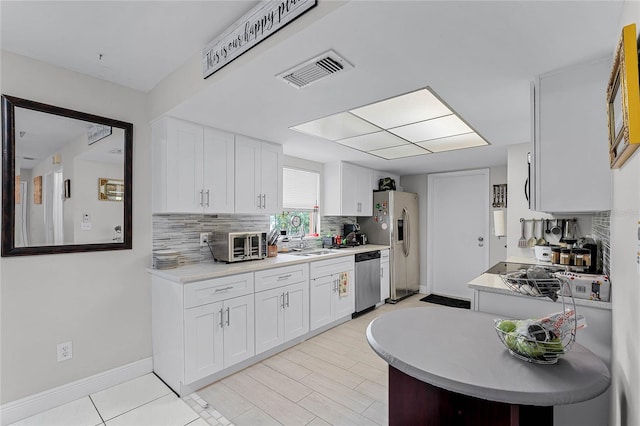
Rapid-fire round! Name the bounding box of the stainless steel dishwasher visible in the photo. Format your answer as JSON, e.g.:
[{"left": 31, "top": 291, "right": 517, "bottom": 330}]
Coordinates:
[{"left": 354, "top": 250, "right": 381, "bottom": 315}]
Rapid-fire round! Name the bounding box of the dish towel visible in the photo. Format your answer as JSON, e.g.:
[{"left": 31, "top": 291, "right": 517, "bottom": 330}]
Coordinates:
[{"left": 339, "top": 271, "right": 349, "bottom": 298}]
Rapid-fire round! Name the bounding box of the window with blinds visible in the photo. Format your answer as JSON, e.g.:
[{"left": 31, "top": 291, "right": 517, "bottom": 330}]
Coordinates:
[{"left": 283, "top": 168, "right": 319, "bottom": 210}]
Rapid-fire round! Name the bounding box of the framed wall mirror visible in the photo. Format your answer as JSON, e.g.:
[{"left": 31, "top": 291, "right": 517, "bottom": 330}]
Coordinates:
[{"left": 1, "top": 95, "right": 133, "bottom": 256}]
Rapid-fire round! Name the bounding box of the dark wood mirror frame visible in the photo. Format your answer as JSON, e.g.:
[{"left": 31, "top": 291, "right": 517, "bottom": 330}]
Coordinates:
[{"left": 1, "top": 95, "right": 133, "bottom": 256}]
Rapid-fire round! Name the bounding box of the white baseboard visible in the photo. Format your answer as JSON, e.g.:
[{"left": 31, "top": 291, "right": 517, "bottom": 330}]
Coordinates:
[
  {"left": 419, "top": 285, "right": 428, "bottom": 294},
  {"left": 0, "top": 357, "right": 153, "bottom": 426}
]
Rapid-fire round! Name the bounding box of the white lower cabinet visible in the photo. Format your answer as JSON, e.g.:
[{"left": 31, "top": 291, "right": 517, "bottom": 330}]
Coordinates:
[
  {"left": 184, "top": 294, "right": 254, "bottom": 384},
  {"left": 309, "top": 256, "right": 355, "bottom": 330},
  {"left": 380, "top": 249, "right": 390, "bottom": 301},
  {"left": 254, "top": 264, "right": 309, "bottom": 354}
]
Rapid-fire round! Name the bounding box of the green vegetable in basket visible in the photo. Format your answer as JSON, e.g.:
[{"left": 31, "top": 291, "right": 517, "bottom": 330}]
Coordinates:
[
  {"left": 541, "top": 337, "right": 564, "bottom": 355},
  {"left": 497, "top": 320, "right": 517, "bottom": 333},
  {"left": 503, "top": 332, "right": 544, "bottom": 358}
]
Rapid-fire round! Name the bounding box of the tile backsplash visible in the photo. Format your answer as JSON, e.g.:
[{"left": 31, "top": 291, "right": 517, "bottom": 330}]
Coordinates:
[
  {"left": 152, "top": 214, "right": 358, "bottom": 266},
  {"left": 592, "top": 211, "right": 611, "bottom": 276}
]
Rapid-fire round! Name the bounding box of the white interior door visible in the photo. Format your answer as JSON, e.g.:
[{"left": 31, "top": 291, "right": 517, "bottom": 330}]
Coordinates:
[{"left": 427, "top": 169, "right": 490, "bottom": 300}]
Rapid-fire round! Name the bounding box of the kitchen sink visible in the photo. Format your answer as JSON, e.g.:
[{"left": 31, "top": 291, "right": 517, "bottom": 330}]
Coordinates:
[{"left": 289, "top": 249, "right": 336, "bottom": 257}]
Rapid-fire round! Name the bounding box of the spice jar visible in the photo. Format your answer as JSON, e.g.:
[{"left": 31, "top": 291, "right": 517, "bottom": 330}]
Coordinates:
[
  {"left": 551, "top": 247, "right": 561, "bottom": 264},
  {"left": 583, "top": 250, "right": 592, "bottom": 267},
  {"left": 574, "top": 249, "right": 585, "bottom": 266},
  {"left": 560, "top": 248, "right": 572, "bottom": 265}
]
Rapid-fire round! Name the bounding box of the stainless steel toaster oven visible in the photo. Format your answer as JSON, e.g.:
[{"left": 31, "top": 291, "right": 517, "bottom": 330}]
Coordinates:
[{"left": 211, "top": 231, "right": 267, "bottom": 263}]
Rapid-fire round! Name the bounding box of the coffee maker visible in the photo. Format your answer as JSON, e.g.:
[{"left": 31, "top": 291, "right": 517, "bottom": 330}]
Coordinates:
[{"left": 343, "top": 223, "right": 366, "bottom": 245}]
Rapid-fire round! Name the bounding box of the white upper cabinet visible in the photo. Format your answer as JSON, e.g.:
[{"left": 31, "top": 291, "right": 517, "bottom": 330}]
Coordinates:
[
  {"left": 152, "top": 117, "right": 234, "bottom": 214},
  {"left": 532, "top": 58, "right": 612, "bottom": 213},
  {"left": 235, "top": 135, "right": 283, "bottom": 214},
  {"left": 324, "top": 162, "right": 374, "bottom": 216}
]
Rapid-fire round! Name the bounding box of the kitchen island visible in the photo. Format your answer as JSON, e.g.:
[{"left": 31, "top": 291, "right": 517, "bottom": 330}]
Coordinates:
[{"left": 366, "top": 307, "right": 610, "bottom": 426}]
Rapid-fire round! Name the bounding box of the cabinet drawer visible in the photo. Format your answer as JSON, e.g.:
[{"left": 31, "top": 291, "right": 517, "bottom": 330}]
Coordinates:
[
  {"left": 184, "top": 273, "right": 254, "bottom": 309},
  {"left": 255, "top": 264, "right": 309, "bottom": 293},
  {"left": 381, "top": 249, "right": 390, "bottom": 261},
  {"left": 310, "top": 256, "right": 354, "bottom": 279}
]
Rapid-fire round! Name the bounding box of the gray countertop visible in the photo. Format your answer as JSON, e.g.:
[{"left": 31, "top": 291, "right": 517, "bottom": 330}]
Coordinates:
[
  {"left": 148, "top": 244, "right": 389, "bottom": 283},
  {"left": 366, "top": 306, "right": 610, "bottom": 406}
]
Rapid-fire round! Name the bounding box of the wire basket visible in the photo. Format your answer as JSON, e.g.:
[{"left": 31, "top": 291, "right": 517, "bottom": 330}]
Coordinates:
[
  {"left": 494, "top": 317, "right": 576, "bottom": 364},
  {"left": 500, "top": 270, "right": 563, "bottom": 300},
  {"left": 496, "top": 268, "right": 578, "bottom": 364}
]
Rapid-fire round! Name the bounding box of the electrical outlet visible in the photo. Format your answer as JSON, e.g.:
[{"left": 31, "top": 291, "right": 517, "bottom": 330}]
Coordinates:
[
  {"left": 200, "top": 232, "right": 209, "bottom": 247},
  {"left": 57, "top": 341, "right": 73, "bottom": 362}
]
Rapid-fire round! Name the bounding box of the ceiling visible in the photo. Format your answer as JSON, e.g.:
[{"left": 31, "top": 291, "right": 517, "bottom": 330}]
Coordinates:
[{"left": 1, "top": 1, "right": 626, "bottom": 176}]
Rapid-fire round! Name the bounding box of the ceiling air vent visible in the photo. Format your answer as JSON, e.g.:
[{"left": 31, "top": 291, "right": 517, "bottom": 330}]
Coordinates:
[{"left": 277, "top": 50, "right": 354, "bottom": 89}]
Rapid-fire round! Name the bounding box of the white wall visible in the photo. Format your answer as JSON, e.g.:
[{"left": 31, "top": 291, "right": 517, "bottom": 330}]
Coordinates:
[
  {"left": 0, "top": 51, "right": 151, "bottom": 403},
  {"left": 610, "top": 6, "right": 640, "bottom": 426}
]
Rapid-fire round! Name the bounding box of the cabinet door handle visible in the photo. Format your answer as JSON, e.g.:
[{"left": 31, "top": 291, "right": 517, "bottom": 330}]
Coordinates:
[
  {"left": 285, "top": 291, "right": 290, "bottom": 307},
  {"left": 278, "top": 274, "right": 292, "bottom": 281},
  {"left": 219, "top": 308, "right": 224, "bottom": 328},
  {"left": 214, "top": 286, "right": 234, "bottom": 293},
  {"left": 281, "top": 293, "right": 285, "bottom": 309},
  {"left": 200, "top": 190, "right": 204, "bottom": 207},
  {"left": 225, "top": 307, "right": 230, "bottom": 326},
  {"left": 262, "top": 194, "right": 267, "bottom": 209},
  {"left": 205, "top": 189, "right": 210, "bottom": 207},
  {"left": 257, "top": 194, "right": 262, "bottom": 209}
]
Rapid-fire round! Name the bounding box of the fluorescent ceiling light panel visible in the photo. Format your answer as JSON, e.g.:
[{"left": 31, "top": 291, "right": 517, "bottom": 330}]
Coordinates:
[
  {"left": 290, "top": 112, "right": 379, "bottom": 141},
  {"left": 369, "top": 144, "right": 430, "bottom": 160},
  {"left": 350, "top": 88, "right": 452, "bottom": 129},
  {"left": 289, "top": 86, "right": 490, "bottom": 159},
  {"left": 337, "top": 131, "right": 409, "bottom": 151},
  {"left": 416, "top": 133, "right": 489, "bottom": 152},
  {"left": 388, "top": 115, "right": 472, "bottom": 143}
]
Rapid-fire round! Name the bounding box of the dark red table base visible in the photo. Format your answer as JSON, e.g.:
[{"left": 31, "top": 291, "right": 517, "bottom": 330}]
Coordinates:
[{"left": 389, "top": 366, "right": 553, "bottom": 426}]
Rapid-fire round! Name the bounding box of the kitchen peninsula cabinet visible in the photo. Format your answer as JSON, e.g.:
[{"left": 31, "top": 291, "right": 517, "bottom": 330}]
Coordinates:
[
  {"left": 151, "top": 117, "right": 235, "bottom": 214},
  {"left": 324, "top": 162, "right": 374, "bottom": 216},
  {"left": 309, "top": 256, "right": 355, "bottom": 330},
  {"left": 254, "top": 264, "right": 310, "bottom": 354},
  {"left": 234, "top": 135, "right": 283, "bottom": 214},
  {"left": 532, "top": 58, "right": 612, "bottom": 212}
]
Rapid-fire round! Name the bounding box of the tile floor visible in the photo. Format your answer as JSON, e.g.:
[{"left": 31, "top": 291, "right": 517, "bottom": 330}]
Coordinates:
[{"left": 11, "top": 294, "right": 430, "bottom": 426}]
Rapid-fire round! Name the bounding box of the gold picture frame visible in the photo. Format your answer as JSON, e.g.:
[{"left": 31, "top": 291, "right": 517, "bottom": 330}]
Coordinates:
[
  {"left": 98, "top": 178, "right": 124, "bottom": 201},
  {"left": 607, "top": 23, "right": 640, "bottom": 169}
]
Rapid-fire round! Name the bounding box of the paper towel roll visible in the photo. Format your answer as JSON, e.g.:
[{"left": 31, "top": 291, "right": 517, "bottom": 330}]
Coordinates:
[{"left": 493, "top": 210, "right": 506, "bottom": 236}]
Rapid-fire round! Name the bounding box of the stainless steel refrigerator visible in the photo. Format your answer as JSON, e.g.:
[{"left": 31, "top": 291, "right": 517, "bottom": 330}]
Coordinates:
[{"left": 359, "top": 191, "right": 420, "bottom": 302}]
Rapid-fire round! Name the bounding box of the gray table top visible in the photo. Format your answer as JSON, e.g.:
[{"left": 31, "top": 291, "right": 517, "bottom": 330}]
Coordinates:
[{"left": 366, "top": 306, "right": 610, "bottom": 406}]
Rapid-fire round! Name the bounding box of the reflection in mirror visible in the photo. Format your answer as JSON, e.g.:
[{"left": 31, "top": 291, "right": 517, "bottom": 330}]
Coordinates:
[{"left": 2, "top": 95, "right": 132, "bottom": 256}]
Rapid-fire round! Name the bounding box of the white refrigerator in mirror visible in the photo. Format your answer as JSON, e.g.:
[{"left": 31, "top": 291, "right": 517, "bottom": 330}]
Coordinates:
[{"left": 359, "top": 191, "right": 420, "bottom": 302}]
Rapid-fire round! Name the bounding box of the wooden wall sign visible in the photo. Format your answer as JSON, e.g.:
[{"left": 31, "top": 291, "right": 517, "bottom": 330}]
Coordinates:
[
  {"left": 202, "top": 0, "right": 316, "bottom": 79},
  {"left": 33, "top": 176, "right": 42, "bottom": 204}
]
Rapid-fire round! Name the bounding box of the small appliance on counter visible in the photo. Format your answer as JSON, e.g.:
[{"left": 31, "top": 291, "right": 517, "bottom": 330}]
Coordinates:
[{"left": 210, "top": 231, "right": 267, "bottom": 263}]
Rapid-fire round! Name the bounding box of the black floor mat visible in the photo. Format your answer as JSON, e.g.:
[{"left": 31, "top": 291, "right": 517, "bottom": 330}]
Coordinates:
[{"left": 420, "top": 294, "right": 470, "bottom": 309}]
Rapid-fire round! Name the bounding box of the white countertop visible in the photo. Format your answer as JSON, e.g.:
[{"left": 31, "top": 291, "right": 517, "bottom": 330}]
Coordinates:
[
  {"left": 468, "top": 257, "right": 612, "bottom": 311},
  {"left": 366, "top": 306, "right": 611, "bottom": 406},
  {"left": 148, "top": 244, "right": 389, "bottom": 283}
]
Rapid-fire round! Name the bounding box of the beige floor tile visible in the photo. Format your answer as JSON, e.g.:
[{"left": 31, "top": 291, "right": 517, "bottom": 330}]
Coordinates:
[
  {"left": 10, "top": 397, "right": 103, "bottom": 426},
  {"left": 301, "top": 334, "right": 352, "bottom": 355},
  {"left": 305, "top": 417, "right": 332, "bottom": 426},
  {"left": 222, "top": 372, "right": 315, "bottom": 426},
  {"left": 298, "top": 392, "right": 375, "bottom": 426},
  {"left": 298, "top": 355, "right": 366, "bottom": 389},
  {"left": 344, "top": 348, "right": 388, "bottom": 371},
  {"left": 354, "top": 380, "right": 388, "bottom": 404},
  {"left": 279, "top": 347, "right": 312, "bottom": 363},
  {"left": 262, "top": 354, "right": 313, "bottom": 381},
  {"left": 296, "top": 341, "right": 359, "bottom": 369},
  {"left": 232, "top": 407, "right": 281, "bottom": 426},
  {"left": 300, "top": 373, "right": 375, "bottom": 414},
  {"left": 348, "top": 362, "right": 387, "bottom": 387},
  {"left": 362, "top": 400, "right": 388, "bottom": 426},
  {"left": 105, "top": 393, "right": 198, "bottom": 426},
  {"left": 244, "top": 363, "right": 313, "bottom": 402},
  {"left": 197, "top": 381, "right": 255, "bottom": 420}
]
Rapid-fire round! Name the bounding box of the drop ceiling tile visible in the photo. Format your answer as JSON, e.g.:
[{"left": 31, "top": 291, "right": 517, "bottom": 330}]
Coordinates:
[
  {"left": 350, "top": 88, "right": 452, "bottom": 129},
  {"left": 416, "top": 133, "right": 489, "bottom": 152},
  {"left": 290, "top": 112, "right": 380, "bottom": 140},
  {"left": 388, "top": 115, "right": 472, "bottom": 142},
  {"left": 368, "top": 143, "right": 430, "bottom": 159},
  {"left": 337, "top": 131, "right": 409, "bottom": 151}
]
